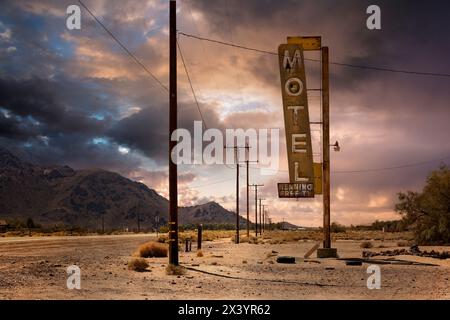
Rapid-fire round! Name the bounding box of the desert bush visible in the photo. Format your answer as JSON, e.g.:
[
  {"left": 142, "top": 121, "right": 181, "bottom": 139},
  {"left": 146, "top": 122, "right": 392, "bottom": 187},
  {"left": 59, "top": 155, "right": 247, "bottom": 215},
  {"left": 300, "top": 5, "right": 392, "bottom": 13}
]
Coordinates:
[
  {"left": 159, "top": 225, "right": 169, "bottom": 233},
  {"left": 360, "top": 241, "right": 373, "bottom": 249},
  {"left": 166, "top": 264, "right": 186, "bottom": 275},
  {"left": 137, "top": 241, "right": 168, "bottom": 258},
  {"left": 157, "top": 235, "right": 167, "bottom": 243},
  {"left": 395, "top": 166, "right": 450, "bottom": 245},
  {"left": 331, "top": 222, "right": 346, "bottom": 233},
  {"left": 128, "top": 258, "right": 149, "bottom": 272}
]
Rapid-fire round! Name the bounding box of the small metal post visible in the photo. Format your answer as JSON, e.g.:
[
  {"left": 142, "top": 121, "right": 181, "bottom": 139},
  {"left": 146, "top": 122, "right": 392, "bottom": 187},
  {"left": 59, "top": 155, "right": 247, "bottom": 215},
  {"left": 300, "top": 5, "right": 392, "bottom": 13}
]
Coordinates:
[{"left": 197, "top": 224, "right": 202, "bottom": 250}]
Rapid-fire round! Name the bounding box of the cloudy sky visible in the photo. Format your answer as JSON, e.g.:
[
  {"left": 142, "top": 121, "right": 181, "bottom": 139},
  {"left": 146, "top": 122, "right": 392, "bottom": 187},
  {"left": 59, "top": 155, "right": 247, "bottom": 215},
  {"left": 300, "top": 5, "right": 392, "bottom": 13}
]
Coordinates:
[{"left": 1, "top": 0, "right": 449, "bottom": 227}]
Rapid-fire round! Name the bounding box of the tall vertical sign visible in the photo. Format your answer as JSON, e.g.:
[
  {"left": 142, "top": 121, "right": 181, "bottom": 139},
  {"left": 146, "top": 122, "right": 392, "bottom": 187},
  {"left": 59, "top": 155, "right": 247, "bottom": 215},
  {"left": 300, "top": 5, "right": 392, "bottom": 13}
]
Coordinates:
[{"left": 277, "top": 44, "right": 314, "bottom": 198}]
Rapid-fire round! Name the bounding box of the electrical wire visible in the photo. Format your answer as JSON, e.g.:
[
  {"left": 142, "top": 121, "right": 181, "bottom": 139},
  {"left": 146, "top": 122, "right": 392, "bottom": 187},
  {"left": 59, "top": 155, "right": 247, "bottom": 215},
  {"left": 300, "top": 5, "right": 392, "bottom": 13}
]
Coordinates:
[
  {"left": 178, "top": 32, "right": 450, "bottom": 78},
  {"left": 177, "top": 39, "right": 207, "bottom": 130},
  {"left": 78, "top": 0, "right": 168, "bottom": 92},
  {"left": 247, "top": 155, "right": 450, "bottom": 174}
]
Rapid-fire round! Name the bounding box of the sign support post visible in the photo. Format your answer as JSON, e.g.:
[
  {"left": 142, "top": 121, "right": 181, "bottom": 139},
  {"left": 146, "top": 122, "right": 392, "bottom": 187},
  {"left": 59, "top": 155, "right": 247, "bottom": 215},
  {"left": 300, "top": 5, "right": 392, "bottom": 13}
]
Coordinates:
[
  {"left": 316, "top": 46, "right": 337, "bottom": 258},
  {"left": 322, "top": 46, "right": 331, "bottom": 250}
]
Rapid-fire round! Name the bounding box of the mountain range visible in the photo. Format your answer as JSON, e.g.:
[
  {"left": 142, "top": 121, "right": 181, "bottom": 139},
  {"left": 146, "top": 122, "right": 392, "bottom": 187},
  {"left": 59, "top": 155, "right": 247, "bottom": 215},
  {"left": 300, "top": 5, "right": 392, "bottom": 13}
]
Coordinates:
[{"left": 0, "top": 148, "right": 247, "bottom": 231}]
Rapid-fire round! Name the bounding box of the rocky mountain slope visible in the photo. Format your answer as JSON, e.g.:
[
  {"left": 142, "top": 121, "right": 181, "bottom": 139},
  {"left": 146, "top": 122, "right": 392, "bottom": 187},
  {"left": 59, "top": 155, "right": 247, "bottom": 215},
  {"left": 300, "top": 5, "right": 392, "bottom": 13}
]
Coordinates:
[{"left": 0, "top": 148, "right": 246, "bottom": 231}]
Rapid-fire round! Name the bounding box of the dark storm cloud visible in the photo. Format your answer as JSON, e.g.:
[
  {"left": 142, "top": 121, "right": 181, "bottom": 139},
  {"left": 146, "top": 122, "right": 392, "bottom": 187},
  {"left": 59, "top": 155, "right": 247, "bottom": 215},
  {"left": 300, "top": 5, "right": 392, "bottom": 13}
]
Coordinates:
[
  {"left": 0, "top": 77, "right": 112, "bottom": 137},
  {"left": 190, "top": 0, "right": 450, "bottom": 92},
  {"left": 108, "top": 94, "right": 223, "bottom": 163}
]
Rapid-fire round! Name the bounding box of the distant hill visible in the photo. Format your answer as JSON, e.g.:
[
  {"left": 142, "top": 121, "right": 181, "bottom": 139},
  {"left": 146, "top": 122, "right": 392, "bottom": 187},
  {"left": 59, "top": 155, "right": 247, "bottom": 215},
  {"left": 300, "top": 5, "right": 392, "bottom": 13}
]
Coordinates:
[
  {"left": 180, "top": 201, "right": 247, "bottom": 226},
  {"left": 0, "top": 147, "right": 247, "bottom": 231}
]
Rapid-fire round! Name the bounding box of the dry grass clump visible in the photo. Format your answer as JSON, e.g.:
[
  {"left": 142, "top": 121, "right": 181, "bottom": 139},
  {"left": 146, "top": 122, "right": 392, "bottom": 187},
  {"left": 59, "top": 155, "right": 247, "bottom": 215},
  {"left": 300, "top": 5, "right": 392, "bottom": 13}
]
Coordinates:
[
  {"left": 236, "top": 235, "right": 262, "bottom": 244},
  {"left": 360, "top": 241, "right": 374, "bottom": 249},
  {"left": 136, "top": 241, "right": 168, "bottom": 258},
  {"left": 260, "top": 230, "right": 414, "bottom": 242},
  {"left": 128, "top": 258, "right": 149, "bottom": 272},
  {"left": 158, "top": 230, "right": 235, "bottom": 244},
  {"left": 196, "top": 250, "right": 204, "bottom": 257},
  {"left": 166, "top": 264, "right": 186, "bottom": 275}
]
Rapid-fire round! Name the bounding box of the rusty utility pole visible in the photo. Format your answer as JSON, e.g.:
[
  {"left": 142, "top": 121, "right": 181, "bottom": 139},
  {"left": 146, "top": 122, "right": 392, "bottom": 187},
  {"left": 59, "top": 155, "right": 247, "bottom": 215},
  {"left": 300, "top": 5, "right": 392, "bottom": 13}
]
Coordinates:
[
  {"left": 168, "top": 0, "right": 178, "bottom": 266},
  {"left": 250, "top": 184, "right": 263, "bottom": 236},
  {"left": 322, "top": 46, "right": 331, "bottom": 250}
]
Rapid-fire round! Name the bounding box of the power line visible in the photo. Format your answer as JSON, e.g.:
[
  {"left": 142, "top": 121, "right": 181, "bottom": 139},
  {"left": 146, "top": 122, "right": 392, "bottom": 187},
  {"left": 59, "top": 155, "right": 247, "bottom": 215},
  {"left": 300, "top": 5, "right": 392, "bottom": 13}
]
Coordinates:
[
  {"left": 188, "top": 177, "right": 235, "bottom": 189},
  {"left": 247, "top": 154, "right": 450, "bottom": 174},
  {"left": 177, "top": 39, "right": 207, "bottom": 129},
  {"left": 178, "top": 32, "right": 450, "bottom": 78},
  {"left": 185, "top": 154, "right": 449, "bottom": 190},
  {"left": 78, "top": 0, "right": 168, "bottom": 92},
  {"left": 177, "top": 38, "right": 234, "bottom": 170},
  {"left": 332, "top": 155, "right": 450, "bottom": 174}
]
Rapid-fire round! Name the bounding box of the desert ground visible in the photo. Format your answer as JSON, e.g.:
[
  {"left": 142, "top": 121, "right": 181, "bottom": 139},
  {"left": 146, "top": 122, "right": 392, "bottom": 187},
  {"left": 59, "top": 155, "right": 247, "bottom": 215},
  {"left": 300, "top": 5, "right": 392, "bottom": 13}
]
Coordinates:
[{"left": 0, "top": 232, "right": 449, "bottom": 300}]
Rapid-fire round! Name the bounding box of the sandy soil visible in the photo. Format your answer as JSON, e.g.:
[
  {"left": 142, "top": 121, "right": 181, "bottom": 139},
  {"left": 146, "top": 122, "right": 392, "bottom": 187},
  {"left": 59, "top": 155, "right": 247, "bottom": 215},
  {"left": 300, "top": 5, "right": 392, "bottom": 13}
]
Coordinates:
[{"left": 0, "top": 234, "right": 449, "bottom": 300}]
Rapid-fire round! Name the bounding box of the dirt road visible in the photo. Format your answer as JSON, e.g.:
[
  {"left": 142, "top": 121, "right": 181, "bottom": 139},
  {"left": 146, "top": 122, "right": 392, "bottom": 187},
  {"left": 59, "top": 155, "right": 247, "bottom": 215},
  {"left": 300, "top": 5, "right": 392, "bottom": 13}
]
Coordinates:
[{"left": 0, "top": 234, "right": 449, "bottom": 299}]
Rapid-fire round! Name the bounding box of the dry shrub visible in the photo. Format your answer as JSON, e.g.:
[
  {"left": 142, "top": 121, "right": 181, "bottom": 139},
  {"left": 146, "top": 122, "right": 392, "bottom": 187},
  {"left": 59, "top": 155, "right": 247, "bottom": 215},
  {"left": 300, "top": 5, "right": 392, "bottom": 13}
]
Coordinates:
[
  {"left": 360, "top": 241, "right": 373, "bottom": 249},
  {"left": 157, "top": 236, "right": 167, "bottom": 243},
  {"left": 128, "top": 258, "right": 149, "bottom": 272},
  {"left": 242, "top": 260, "right": 247, "bottom": 264},
  {"left": 137, "top": 241, "right": 168, "bottom": 258},
  {"left": 166, "top": 264, "right": 186, "bottom": 275},
  {"left": 197, "top": 250, "right": 204, "bottom": 257}
]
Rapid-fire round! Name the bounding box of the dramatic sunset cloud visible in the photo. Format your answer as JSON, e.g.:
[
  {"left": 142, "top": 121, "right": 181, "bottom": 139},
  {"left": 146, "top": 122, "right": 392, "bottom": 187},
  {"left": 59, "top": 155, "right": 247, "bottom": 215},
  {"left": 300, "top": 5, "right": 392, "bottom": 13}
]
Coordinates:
[{"left": 0, "top": 0, "right": 449, "bottom": 226}]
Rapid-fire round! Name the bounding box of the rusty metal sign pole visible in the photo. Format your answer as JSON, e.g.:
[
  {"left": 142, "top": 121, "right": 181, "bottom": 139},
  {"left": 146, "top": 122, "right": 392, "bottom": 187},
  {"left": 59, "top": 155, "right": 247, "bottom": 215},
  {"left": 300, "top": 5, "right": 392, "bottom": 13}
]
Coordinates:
[
  {"left": 322, "top": 47, "right": 331, "bottom": 250},
  {"left": 168, "top": 0, "right": 178, "bottom": 266}
]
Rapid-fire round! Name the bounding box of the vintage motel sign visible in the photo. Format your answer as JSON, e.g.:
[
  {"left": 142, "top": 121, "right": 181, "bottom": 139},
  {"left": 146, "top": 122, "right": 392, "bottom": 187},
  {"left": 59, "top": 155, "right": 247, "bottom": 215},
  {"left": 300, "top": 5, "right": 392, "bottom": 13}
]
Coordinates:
[
  {"left": 278, "top": 43, "right": 315, "bottom": 198},
  {"left": 278, "top": 182, "right": 314, "bottom": 198},
  {"left": 287, "top": 36, "right": 321, "bottom": 51}
]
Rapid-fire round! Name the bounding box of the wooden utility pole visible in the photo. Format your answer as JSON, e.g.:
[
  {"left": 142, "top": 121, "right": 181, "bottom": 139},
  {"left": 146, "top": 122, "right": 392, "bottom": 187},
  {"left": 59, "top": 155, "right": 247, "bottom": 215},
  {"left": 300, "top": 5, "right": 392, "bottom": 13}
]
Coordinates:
[
  {"left": 322, "top": 46, "right": 331, "bottom": 249},
  {"left": 225, "top": 145, "right": 251, "bottom": 244},
  {"left": 261, "top": 205, "right": 266, "bottom": 233},
  {"left": 250, "top": 184, "right": 263, "bottom": 236},
  {"left": 246, "top": 160, "right": 249, "bottom": 237},
  {"left": 236, "top": 161, "right": 239, "bottom": 243},
  {"left": 258, "top": 198, "right": 265, "bottom": 235},
  {"left": 244, "top": 159, "right": 258, "bottom": 238},
  {"left": 262, "top": 205, "right": 268, "bottom": 233},
  {"left": 224, "top": 146, "right": 245, "bottom": 244},
  {"left": 168, "top": 0, "right": 178, "bottom": 265}
]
